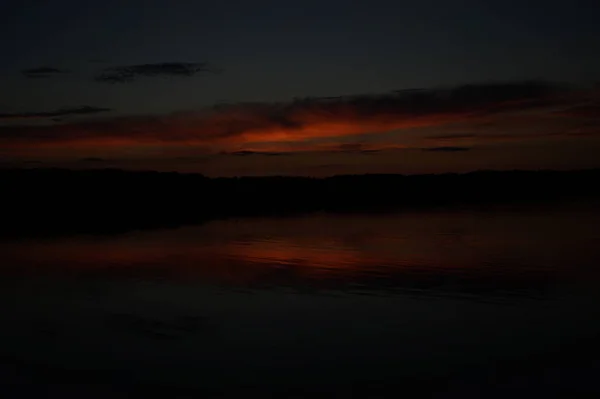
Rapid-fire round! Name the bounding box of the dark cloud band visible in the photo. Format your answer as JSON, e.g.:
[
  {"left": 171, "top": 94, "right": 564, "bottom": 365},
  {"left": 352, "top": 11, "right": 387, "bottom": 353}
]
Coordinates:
[
  {"left": 94, "top": 62, "right": 222, "bottom": 83},
  {"left": 0, "top": 106, "right": 112, "bottom": 121},
  {"left": 21, "top": 67, "right": 70, "bottom": 78}
]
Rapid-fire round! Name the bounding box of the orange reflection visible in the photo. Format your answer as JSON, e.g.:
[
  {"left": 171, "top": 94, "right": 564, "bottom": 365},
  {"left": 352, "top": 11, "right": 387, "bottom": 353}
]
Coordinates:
[
  {"left": 3, "top": 207, "right": 597, "bottom": 289},
  {"left": 224, "top": 239, "right": 364, "bottom": 269}
]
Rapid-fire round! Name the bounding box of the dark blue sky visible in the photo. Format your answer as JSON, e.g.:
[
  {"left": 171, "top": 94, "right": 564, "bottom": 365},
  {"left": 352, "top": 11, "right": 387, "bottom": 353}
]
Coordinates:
[
  {"left": 1, "top": 0, "right": 600, "bottom": 175},
  {"left": 2, "top": 0, "right": 599, "bottom": 113}
]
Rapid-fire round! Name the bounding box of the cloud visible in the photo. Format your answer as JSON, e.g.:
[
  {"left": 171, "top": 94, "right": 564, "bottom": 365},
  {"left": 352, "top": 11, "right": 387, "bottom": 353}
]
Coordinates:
[
  {"left": 0, "top": 80, "right": 591, "bottom": 153},
  {"left": 336, "top": 143, "right": 366, "bottom": 152},
  {"left": 425, "top": 132, "right": 562, "bottom": 144},
  {"left": 223, "top": 145, "right": 386, "bottom": 156},
  {"left": 79, "top": 157, "right": 107, "bottom": 163},
  {"left": 553, "top": 104, "right": 600, "bottom": 119},
  {"left": 426, "top": 134, "right": 477, "bottom": 141},
  {"left": 563, "top": 127, "right": 600, "bottom": 137},
  {"left": 225, "top": 150, "right": 288, "bottom": 156},
  {"left": 0, "top": 106, "right": 113, "bottom": 121},
  {"left": 21, "top": 67, "right": 70, "bottom": 78},
  {"left": 422, "top": 146, "right": 471, "bottom": 152},
  {"left": 94, "top": 62, "right": 222, "bottom": 83},
  {"left": 329, "top": 143, "right": 386, "bottom": 154}
]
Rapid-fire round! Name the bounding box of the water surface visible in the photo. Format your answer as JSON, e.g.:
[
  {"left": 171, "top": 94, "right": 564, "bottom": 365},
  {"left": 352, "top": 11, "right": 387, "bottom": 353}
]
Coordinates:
[{"left": 1, "top": 202, "right": 600, "bottom": 397}]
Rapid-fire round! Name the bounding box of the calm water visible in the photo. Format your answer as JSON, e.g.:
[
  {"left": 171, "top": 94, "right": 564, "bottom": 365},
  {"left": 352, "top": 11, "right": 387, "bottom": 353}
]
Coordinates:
[{"left": 1, "top": 201, "right": 600, "bottom": 397}]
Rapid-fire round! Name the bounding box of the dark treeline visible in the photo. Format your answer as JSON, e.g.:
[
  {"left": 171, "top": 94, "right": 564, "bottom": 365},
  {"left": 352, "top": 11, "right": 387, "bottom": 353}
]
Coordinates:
[{"left": 2, "top": 168, "right": 600, "bottom": 238}]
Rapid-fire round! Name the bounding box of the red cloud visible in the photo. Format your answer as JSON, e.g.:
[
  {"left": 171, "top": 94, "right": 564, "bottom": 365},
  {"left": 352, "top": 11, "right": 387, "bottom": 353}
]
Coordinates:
[{"left": 0, "top": 80, "right": 582, "bottom": 154}]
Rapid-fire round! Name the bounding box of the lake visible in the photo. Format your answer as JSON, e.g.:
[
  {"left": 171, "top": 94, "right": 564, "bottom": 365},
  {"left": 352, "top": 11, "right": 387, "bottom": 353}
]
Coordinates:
[{"left": 1, "top": 201, "right": 600, "bottom": 397}]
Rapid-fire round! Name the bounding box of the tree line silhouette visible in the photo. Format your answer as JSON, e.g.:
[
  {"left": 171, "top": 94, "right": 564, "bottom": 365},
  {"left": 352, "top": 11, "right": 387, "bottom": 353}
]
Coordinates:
[{"left": 2, "top": 168, "right": 600, "bottom": 238}]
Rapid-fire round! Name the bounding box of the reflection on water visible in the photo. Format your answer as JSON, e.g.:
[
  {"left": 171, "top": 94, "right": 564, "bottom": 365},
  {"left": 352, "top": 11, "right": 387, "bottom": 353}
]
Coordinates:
[
  {"left": 3, "top": 202, "right": 600, "bottom": 299},
  {"left": 1, "top": 202, "right": 600, "bottom": 396}
]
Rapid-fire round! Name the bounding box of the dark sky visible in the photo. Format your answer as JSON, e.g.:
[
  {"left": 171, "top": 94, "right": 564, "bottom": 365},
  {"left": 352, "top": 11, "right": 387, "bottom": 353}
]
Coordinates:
[{"left": 1, "top": 0, "right": 599, "bottom": 175}]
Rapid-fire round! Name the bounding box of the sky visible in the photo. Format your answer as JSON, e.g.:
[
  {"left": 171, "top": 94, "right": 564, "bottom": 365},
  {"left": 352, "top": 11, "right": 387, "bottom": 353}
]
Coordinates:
[{"left": 1, "top": 0, "right": 600, "bottom": 176}]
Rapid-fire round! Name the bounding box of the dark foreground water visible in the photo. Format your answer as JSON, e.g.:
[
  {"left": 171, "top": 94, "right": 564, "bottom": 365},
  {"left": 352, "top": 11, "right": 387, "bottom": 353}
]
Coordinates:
[{"left": 1, "top": 201, "right": 600, "bottom": 398}]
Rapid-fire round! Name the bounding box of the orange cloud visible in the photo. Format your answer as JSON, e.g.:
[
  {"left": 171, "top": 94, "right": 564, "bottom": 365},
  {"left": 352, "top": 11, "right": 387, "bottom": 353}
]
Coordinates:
[{"left": 0, "top": 81, "right": 571, "bottom": 152}]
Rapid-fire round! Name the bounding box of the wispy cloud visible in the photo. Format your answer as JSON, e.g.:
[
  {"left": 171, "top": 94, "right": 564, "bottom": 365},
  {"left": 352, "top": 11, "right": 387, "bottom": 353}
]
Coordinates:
[
  {"left": 426, "top": 134, "right": 477, "bottom": 141},
  {"left": 79, "top": 157, "right": 108, "bottom": 163},
  {"left": 0, "top": 106, "right": 113, "bottom": 121},
  {"left": 553, "top": 104, "right": 600, "bottom": 118},
  {"left": 225, "top": 150, "right": 288, "bottom": 156},
  {"left": 422, "top": 146, "right": 471, "bottom": 152},
  {"left": 94, "top": 62, "right": 222, "bottom": 83},
  {"left": 21, "top": 67, "right": 70, "bottom": 78}
]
